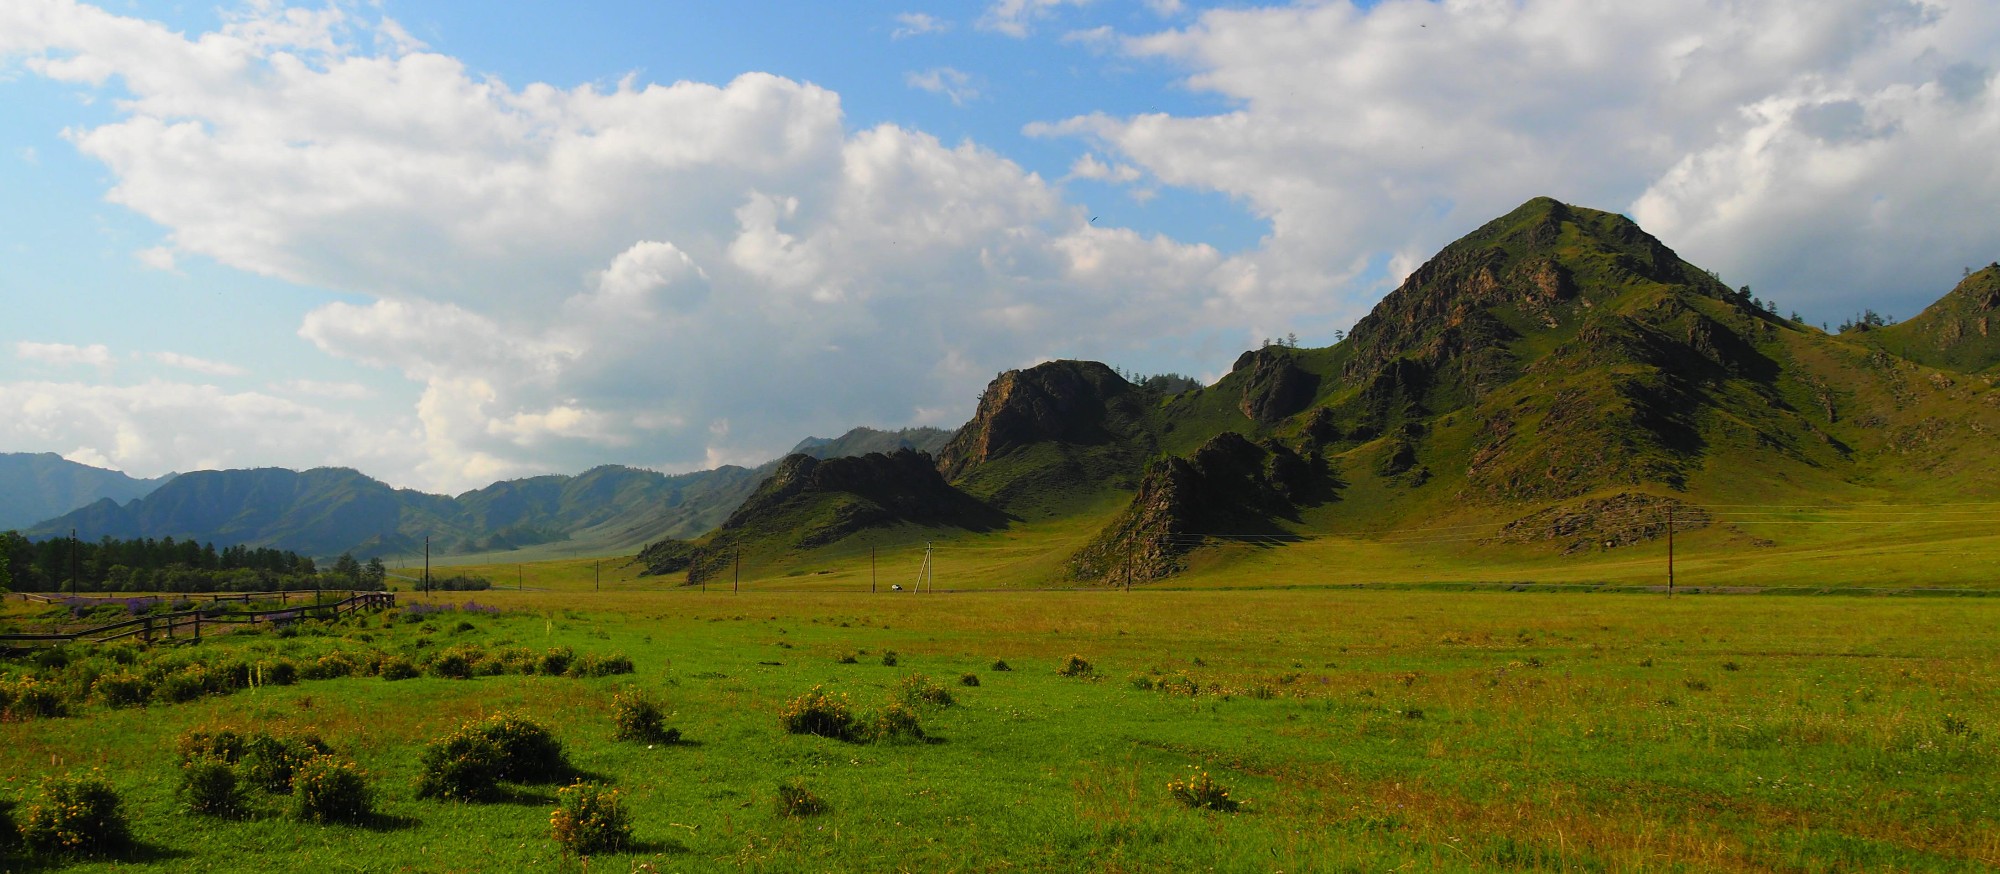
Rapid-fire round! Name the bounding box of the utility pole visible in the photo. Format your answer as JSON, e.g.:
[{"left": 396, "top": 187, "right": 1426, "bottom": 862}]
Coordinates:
[
  {"left": 595, "top": 560, "right": 601, "bottom": 593},
  {"left": 871, "top": 547, "right": 876, "bottom": 593},
  {"left": 424, "top": 536, "right": 430, "bottom": 596},
  {"left": 1125, "top": 542, "right": 1133, "bottom": 593},
  {"left": 1666, "top": 505, "right": 1675, "bottom": 598},
  {"left": 733, "top": 550, "right": 740, "bottom": 594},
  {"left": 519, "top": 566, "right": 523, "bottom": 591},
  {"left": 70, "top": 528, "right": 78, "bottom": 596}
]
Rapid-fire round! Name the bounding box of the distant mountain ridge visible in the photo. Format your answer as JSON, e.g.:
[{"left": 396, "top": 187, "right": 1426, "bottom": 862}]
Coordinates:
[
  {"left": 0, "top": 453, "right": 175, "bottom": 531},
  {"left": 18, "top": 426, "right": 952, "bottom": 560}
]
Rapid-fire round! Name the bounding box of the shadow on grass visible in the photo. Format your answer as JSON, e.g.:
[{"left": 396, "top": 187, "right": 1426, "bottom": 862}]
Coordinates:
[{"left": 2, "top": 839, "right": 194, "bottom": 871}]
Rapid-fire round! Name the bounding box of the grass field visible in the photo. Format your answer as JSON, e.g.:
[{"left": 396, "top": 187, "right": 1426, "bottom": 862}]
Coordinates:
[{"left": 2, "top": 583, "right": 1996, "bottom": 872}]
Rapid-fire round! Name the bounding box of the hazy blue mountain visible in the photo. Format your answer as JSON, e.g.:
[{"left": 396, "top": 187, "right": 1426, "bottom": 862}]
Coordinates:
[
  {"left": 0, "top": 453, "right": 175, "bottom": 531},
  {"left": 20, "top": 425, "right": 957, "bottom": 559}
]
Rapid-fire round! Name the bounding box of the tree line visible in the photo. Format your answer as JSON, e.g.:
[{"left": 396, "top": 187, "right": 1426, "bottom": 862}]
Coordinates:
[{"left": 0, "top": 531, "right": 387, "bottom": 594}]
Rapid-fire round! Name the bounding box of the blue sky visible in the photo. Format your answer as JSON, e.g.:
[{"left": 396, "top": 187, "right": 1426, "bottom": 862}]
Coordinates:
[{"left": 3, "top": 0, "right": 1997, "bottom": 492}]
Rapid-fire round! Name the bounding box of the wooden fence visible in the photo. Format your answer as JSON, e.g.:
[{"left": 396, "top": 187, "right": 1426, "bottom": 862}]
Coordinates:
[
  {"left": 11, "top": 589, "right": 378, "bottom": 606},
  {"left": 0, "top": 592, "right": 396, "bottom": 650}
]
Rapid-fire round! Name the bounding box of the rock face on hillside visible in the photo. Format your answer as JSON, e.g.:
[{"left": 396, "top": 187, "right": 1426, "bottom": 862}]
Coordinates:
[
  {"left": 1874, "top": 264, "right": 2000, "bottom": 373},
  {"left": 935, "top": 361, "right": 1140, "bottom": 481},
  {"left": 1233, "top": 348, "right": 1319, "bottom": 424},
  {"left": 674, "top": 449, "right": 1006, "bottom": 583},
  {"left": 1068, "top": 432, "right": 1329, "bottom": 584}
]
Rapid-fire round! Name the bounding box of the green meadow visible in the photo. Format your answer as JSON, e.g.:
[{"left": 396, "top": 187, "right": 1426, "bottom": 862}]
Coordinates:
[{"left": 2, "top": 578, "right": 1996, "bottom": 872}]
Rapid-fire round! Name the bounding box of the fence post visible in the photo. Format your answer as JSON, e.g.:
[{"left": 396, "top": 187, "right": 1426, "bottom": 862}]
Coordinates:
[
  {"left": 194, "top": 612, "right": 201, "bottom": 641},
  {"left": 143, "top": 616, "right": 153, "bottom": 643}
]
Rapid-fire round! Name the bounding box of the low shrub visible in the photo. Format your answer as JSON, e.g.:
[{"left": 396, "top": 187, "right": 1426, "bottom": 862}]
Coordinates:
[
  {"left": 1057, "top": 654, "right": 1095, "bottom": 678},
  {"left": 180, "top": 760, "right": 246, "bottom": 817},
  {"left": 416, "top": 713, "right": 570, "bottom": 801},
  {"left": 870, "top": 702, "right": 926, "bottom": 744},
  {"left": 959, "top": 672, "right": 980, "bottom": 687},
  {"left": 481, "top": 713, "right": 569, "bottom": 782},
  {"left": 429, "top": 651, "right": 473, "bottom": 680},
  {"left": 261, "top": 659, "right": 298, "bottom": 686},
  {"left": 568, "top": 652, "right": 635, "bottom": 678},
  {"left": 780, "top": 686, "right": 857, "bottom": 740},
  {"left": 94, "top": 672, "right": 152, "bottom": 708},
  {"left": 8, "top": 678, "right": 70, "bottom": 718},
  {"left": 773, "top": 779, "right": 827, "bottom": 818},
  {"left": 991, "top": 660, "right": 1011, "bottom": 672},
  {"left": 1166, "top": 768, "right": 1241, "bottom": 812},
  {"left": 300, "top": 652, "right": 360, "bottom": 681},
  {"left": 836, "top": 652, "right": 859, "bottom": 664},
  {"left": 379, "top": 658, "right": 419, "bottom": 681},
  {"left": 241, "top": 733, "right": 331, "bottom": 794},
  {"left": 176, "top": 729, "right": 247, "bottom": 764},
  {"left": 156, "top": 666, "right": 212, "bottom": 704},
  {"left": 894, "top": 674, "right": 954, "bottom": 708},
  {"left": 537, "top": 647, "right": 575, "bottom": 676},
  {"left": 291, "top": 756, "right": 372, "bottom": 824},
  {"left": 415, "top": 730, "right": 504, "bottom": 801},
  {"left": 20, "top": 771, "right": 130, "bottom": 856},
  {"left": 550, "top": 782, "right": 630, "bottom": 855},
  {"left": 880, "top": 651, "right": 899, "bottom": 667},
  {"left": 611, "top": 691, "right": 679, "bottom": 744}
]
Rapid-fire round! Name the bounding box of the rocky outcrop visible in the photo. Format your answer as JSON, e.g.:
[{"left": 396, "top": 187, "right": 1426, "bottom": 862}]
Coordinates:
[
  {"left": 935, "top": 360, "right": 1139, "bottom": 481},
  {"left": 1232, "top": 348, "right": 1320, "bottom": 424},
  {"left": 1874, "top": 264, "right": 2000, "bottom": 373},
  {"left": 1068, "top": 432, "right": 1326, "bottom": 584},
  {"left": 1490, "top": 493, "right": 1710, "bottom": 554}
]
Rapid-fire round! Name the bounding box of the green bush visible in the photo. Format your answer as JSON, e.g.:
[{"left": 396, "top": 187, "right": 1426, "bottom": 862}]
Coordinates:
[
  {"left": 481, "top": 713, "right": 568, "bottom": 782},
  {"left": 157, "top": 666, "right": 212, "bottom": 703},
  {"left": 959, "top": 672, "right": 980, "bottom": 687},
  {"left": 179, "top": 760, "right": 246, "bottom": 817},
  {"left": 1057, "top": 654, "right": 1095, "bottom": 678},
  {"left": 568, "top": 652, "right": 635, "bottom": 677},
  {"left": 94, "top": 672, "right": 152, "bottom": 708},
  {"left": 379, "top": 657, "right": 419, "bottom": 681},
  {"left": 241, "top": 733, "right": 330, "bottom": 794},
  {"left": 291, "top": 756, "right": 372, "bottom": 824},
  {"left": 1166, "top": 768, "right": 1241, "bottom": 812},
  {"left": 991, "top": 660, "right": 1011, "bottom": 672},
  {"left": 7, "top": 677, "right": 70, "bottom": 719},
  {"left": 414, "top": 730, "right": 504, "bottom": 801},
  {"left": 611, "top": 691, "right": 679, "bottom": 744},
  {"left": 550, "top": 782, "right": 630, "bottom": 855},
  {"left": 880, "top": 650, "right": 899, "bottom": 667},
  {"left": 416, "top": 713, "right": 570, "bottom": 801},
  {"left": 894, "top": 673, "right": 954, "bottom": 708},
  {"left": 176, "top": 729, "right": 246, "bottom": 764},
  {"left": 299, "top": 652, "right": 359, "bottom": 681},
  {"left": 773, "top": 778, "right": 827, "bottom": 818},
  {"left": 871, "top": 702, "right": 926, "bottom": 744},
  {"left": 536, "top": 647, "right": 574, "bottom": 676},
  {"left": 429, "top": 651, "right": 473, "bottom": 680},
  {"left": 261, "top": 659, "right": 298, "bottom": 686},
  {"left": 19, "top": 771, "right": 130, "bottom": 856},
  {"left": 780, "top": 686, "right": 857, "bottom": 740}
]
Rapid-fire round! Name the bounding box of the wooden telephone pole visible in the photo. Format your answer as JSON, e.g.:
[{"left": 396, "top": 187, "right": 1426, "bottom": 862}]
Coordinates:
[{"left": 1666, "top": 505, "right": 1675, "bottom": 598}]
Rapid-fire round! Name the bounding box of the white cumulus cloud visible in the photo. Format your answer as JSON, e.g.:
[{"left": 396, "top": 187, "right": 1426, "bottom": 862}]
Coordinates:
[
  {"left": 1041, "top": 0, "right": 2000, "bottom": 319},
  {"left": 17, "top": 341, "right": 113, "bottom": 368},
  {"left": 151, "top": 351, "right": 246, "bottom": 377}
]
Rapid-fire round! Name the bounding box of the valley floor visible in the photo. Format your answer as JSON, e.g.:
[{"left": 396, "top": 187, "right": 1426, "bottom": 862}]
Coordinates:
[{"left": 1, "top": 586, "right": 1994, "bottom": 872}]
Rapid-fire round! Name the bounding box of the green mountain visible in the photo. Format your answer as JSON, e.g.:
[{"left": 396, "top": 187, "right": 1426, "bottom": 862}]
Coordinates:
[
  {"left": 642, "top": 448, "right": 1004, "bottom": 582},
  {"left": 1868, "top": 263, "right": 2000, "bottom": 374},
  {"left": 20, "top": 425, "right": 959, "bottom": 561},
  {"left": 789, "top": 426, "right": 954, "bottom": 460},
  {"left": 651, "top": 197, "right": 2000, "bottom": 586},
  {"left": 0, "top": 453, "right": 175, "bottom": 531}
]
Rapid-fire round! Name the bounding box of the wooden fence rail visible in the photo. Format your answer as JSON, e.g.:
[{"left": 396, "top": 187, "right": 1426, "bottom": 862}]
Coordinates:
[
  {"left": 12, "top": 589, "right": 380, "bottom": 606},
  {"left": 0, "top": 592, "right": 396, "bottom": 649}
]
